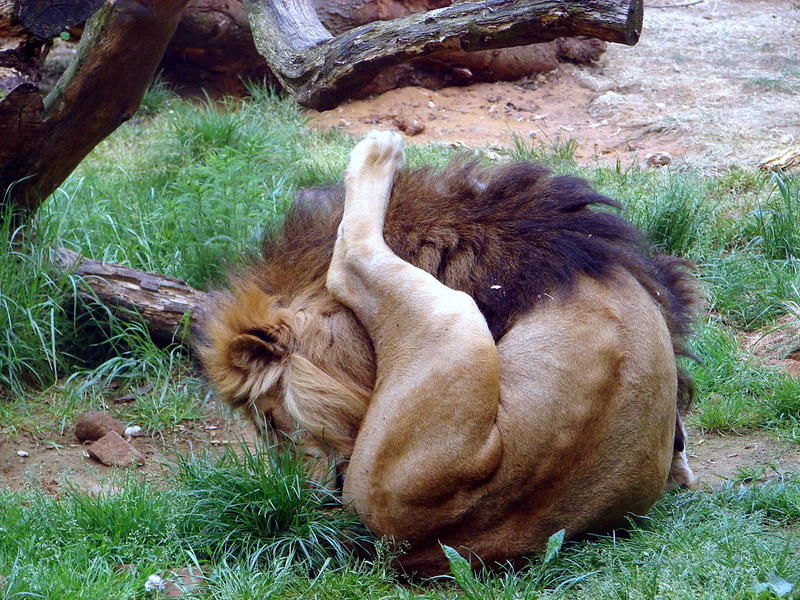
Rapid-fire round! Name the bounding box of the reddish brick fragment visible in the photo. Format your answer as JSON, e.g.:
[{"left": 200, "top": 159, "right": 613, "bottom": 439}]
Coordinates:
[
  {"left": 164, "top": 565, "right": 206, "bottom": 597},
  {"left": 87, "top": 431, "right": 145, "bottom": 467},
  {"left": 75, "top": 410, "right": 124, "bottom": 442}
]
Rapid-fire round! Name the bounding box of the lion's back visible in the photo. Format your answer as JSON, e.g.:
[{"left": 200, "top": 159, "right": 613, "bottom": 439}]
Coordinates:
[{"left": 260, "top": 159, "right": 698, "bottom": 346}]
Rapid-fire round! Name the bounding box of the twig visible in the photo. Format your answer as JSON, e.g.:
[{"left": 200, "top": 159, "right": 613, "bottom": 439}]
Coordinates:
[{"left": 645, "top": 0, "right": 703, "bottom": 8}]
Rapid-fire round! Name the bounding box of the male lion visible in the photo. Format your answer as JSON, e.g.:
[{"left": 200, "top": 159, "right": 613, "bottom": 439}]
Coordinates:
[{"left": 198, "top": 131, "right": 700, "bottom": 576}]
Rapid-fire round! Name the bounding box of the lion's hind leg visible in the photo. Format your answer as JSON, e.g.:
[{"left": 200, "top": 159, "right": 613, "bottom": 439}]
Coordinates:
[
  {"left": 328, "top": 131, "right": 503, "bottom": 537},
  {"left": 667, "top": 411, "right": 697, "bottom": 489}
]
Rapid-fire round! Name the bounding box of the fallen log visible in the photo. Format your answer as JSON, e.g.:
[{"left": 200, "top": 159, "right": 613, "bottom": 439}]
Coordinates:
[
  {"left": 162, "top": 0, "right": 606, "bottom": 97},
  {"left": 245, "top": 0, "right": 643, "bottom": 109},
  {"left": 53, "top": 247, "right": 208, "bottom": 346},
  {"left": 13, "top": 0, "right": 105, "bottom": 38}
]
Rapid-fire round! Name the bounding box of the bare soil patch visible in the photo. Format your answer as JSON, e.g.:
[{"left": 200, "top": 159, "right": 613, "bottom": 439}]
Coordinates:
[
  {"left": 0, "top": 405, "right": 257, "bottom": 495},
  {"left": 309, "top": 0, "right": 800, "bottom": 170},
  {"left": 688, "top": 428, "right": 800, "bottom": 485},
  {"left": 2, "top": 415, "right": 798, "bottom": 493}
]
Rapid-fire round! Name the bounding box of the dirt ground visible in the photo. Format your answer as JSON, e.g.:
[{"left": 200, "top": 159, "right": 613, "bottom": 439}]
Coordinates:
[
  {"left": 0, "top": 404, "right": 258, "bottom": 496},
  {"left": 309, "top": 0, "right": 800, "bottom": 170},
  {"left": 2, "top": 404, "right": 799, "bottom": 494}
]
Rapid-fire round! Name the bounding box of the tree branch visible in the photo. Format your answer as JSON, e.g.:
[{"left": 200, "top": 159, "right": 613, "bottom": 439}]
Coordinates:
[
  {"left": 245, "top": 0, "right": 643, "bottom": 110},
  {"left": 1, "top": 0, "right": 189, "bottom": 218}
]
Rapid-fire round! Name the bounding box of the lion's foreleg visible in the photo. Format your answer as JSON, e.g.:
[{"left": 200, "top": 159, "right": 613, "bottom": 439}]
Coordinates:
[{"left": 326, "top": 132, "right": 503, "bottom": 536}]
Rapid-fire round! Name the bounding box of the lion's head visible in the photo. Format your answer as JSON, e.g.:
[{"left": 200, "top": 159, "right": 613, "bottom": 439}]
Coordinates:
[{"left": 197, "top": 275, "right": 375, "bottom": 475}]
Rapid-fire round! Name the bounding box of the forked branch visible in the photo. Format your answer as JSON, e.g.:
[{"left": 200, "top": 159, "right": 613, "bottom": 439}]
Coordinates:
[
  {"left": 1, "top": 0, "right": 188, "bottom": 219},
  {"left": 245, "top": 0, "right": 643, "bottom": 110}
]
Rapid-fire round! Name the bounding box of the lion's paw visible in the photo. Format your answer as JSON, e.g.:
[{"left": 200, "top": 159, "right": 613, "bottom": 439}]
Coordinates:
[
  {"left": 346, "top": 130, "right": 405, "bottom": 180},
  {"left": 665, "top": 450, "right": 697, "bottom": 490}
]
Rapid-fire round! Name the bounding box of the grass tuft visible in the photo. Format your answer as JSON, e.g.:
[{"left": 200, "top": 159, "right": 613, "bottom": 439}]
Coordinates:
[{"left": 174, "top": 442, "right": 373, "bottom": 569}]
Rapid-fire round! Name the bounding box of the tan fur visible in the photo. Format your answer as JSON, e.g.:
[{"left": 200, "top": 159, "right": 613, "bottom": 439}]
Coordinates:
[
  {"left": 198, "top": 131, "right": 696, "bottom": 575},
  {"left": 199, "top": 280, "right": 372, "bottom": 458}
]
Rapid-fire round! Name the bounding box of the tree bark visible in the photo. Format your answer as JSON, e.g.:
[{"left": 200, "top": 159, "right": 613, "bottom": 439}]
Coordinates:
[
  {"left": 13, "top": 0, "right": 105, "bottom": 38},
  {"left": 53, "top": 247, "right": 208, "bottom": 345},
  {"left": 162, "top": 0, "right": 605, "bottom": 98},
  {"left": 245, "top": 0, "right": 643, "bottom": 110},
  {"left": 1, "top": 0, "right": 188, "bottom": 220}
]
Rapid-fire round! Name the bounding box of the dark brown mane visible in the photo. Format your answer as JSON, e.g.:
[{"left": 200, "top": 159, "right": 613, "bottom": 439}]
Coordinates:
[{"left": 259, "top": 159, "right": 699, "bottom": 355}]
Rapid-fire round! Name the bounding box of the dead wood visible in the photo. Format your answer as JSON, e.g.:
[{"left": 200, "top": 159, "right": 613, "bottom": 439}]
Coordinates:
[
  {"left": 1, "top": 0, "right": 50, "bottom": 94},
  {"left": 13, "top": 0, "right": 105, "bottom": 38},
  {"left": 163, "top": 0, "right": 605, "bottom": 97},
  {"left": 245, "top": 0, "right": 643, "bottom": 109},
  {"left": 1, "top": 0, "right": 188, "bottom": 221},
  {"left": 53, "top": 247, "right": 208, "bottom": 345}
]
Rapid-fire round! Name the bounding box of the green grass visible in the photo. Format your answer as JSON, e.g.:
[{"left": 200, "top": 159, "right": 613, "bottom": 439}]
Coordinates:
[
  {"left": 174, "top": 442, "right": 372, "bottom": 568},
  {"left": 686, "top": 318, "right": 800, "bottom": 433},
  {"left": 1, "top": 461, "right": 799, "bottom": 599}
]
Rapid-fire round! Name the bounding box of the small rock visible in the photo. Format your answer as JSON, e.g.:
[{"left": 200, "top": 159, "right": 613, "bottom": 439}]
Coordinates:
[
  {"left": 163, "top": 566, "right": 206, "bottom": 598},
  {"left": 392, "top": 116, "right": 425, "bottom": 136},
  {"left": 124, "top": 425, "right": 143, "bottom": 438},
  {"left": 17, "top": 450, "right": 29, "bottom": 457},
  {"left": 87, "top": 431, "right": 145, "bottom": 467},
  {"left": 75, "top": 410, "right": 124, "bottom": 442},
  {"left": 644, "top": 152, "right": 673, "bottom": 167}
]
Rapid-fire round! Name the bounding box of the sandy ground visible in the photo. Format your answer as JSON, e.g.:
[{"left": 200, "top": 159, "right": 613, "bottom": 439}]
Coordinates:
[{"left": 309, "top": 0, "right": 800, "bottom": 170}]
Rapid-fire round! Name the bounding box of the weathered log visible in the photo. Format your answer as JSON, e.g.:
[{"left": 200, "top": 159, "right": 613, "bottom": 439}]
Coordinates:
[
  {"left": 53, "top": 247, "right": 208, "bottom": 345},
  {"left": 0, "top": 84, "right": 44, "bottom": 192},
  {"left": 161, "top": 0, "right": 279, "bottom": 96},
  {"left": 1, "top": 0, "right": 188, "bottom": 221},
  {"left": 1, "top": 0, "right": 49, "bottom": 94},
  {"left": 162, "top": 0, "right": 605, "bottom": 97},
  {"left": 245, "top": 0, "right": 643, "bottom": 109},
  {"left": 13, "top": 0, "right": 105, "bottom": 38}
]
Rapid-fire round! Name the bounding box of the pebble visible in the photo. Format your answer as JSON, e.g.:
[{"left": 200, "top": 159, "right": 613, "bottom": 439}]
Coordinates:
[
  {"left": 124, "top": 425, "right": 143, "bottom": 438},
  {"left": 644, "top": 151, "right": 673, "bottom": 167},
  {"left": 144, "top": 574, "right": 165, "bottom": 592}
]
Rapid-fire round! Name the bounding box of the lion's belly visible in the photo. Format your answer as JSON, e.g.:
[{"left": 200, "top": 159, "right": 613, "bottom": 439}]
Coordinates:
[{"left": 398, "top": 272, "right": 676, "bottom": 575}]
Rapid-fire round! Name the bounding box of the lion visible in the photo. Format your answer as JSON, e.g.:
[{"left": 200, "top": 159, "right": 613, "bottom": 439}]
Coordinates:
[{"left": 197, "top": 131, "right": 700, "bottom": 576}]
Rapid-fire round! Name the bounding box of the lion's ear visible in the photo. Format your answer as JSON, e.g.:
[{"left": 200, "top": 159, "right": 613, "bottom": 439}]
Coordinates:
[{"left": 229, "top": 329, "right": 288, "bottom": 370}]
